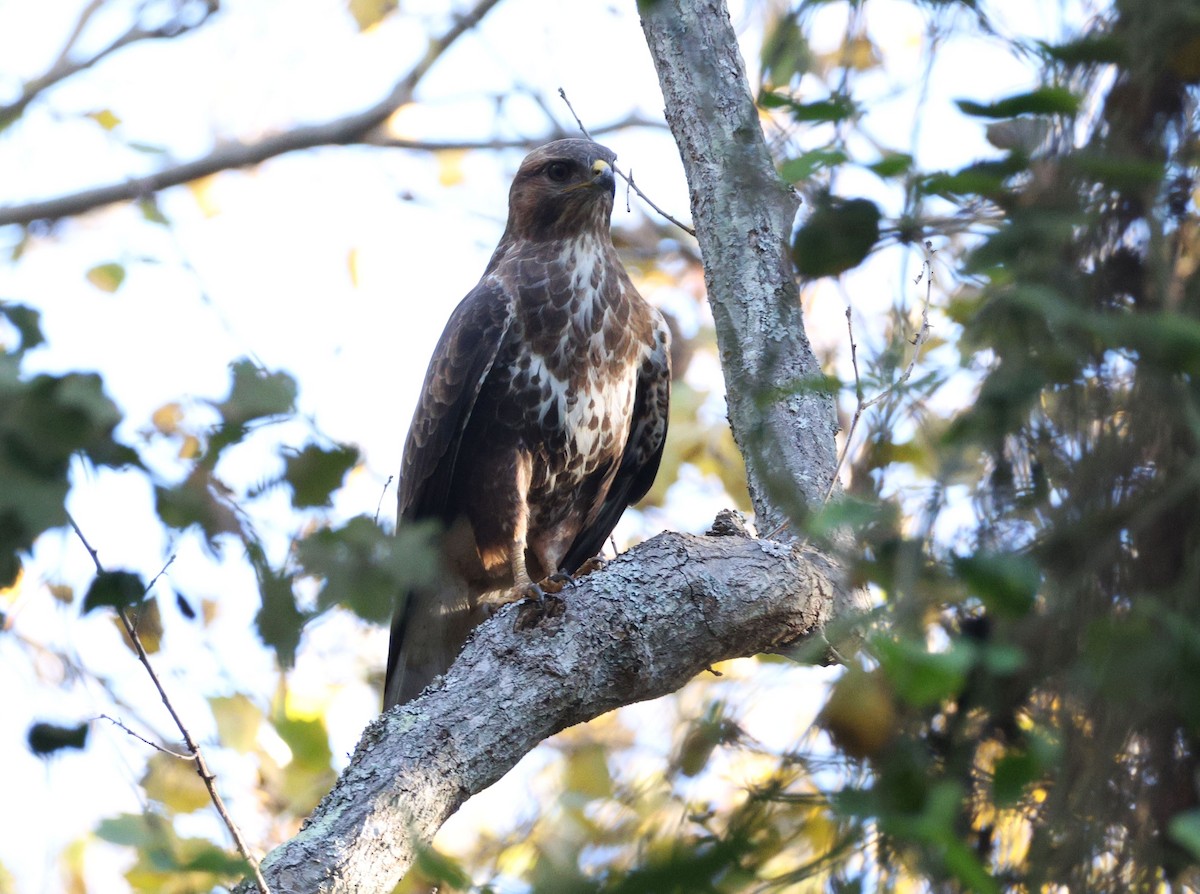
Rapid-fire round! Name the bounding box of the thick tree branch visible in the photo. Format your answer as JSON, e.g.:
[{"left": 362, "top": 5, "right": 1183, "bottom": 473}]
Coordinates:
[
  {"left": 243, "top": 528, "right": 841, "bottom": 894},
  {"left": 0, "top": 0, "right": 503, "bottom": 228},
  {"left": 640, "top": 0, "right": 842, "bottom": 534}
]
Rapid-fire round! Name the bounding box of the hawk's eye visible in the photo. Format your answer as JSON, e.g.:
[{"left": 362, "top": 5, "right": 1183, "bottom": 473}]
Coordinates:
[{"left": 545, "top": 161, "right": 572, "bottom": 183}]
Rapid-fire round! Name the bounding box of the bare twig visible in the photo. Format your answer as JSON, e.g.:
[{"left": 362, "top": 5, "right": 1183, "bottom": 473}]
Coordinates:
[
  {"left": 765, "top": 241, "right": 937, "bottom": 543},
  {"left": 68, "top": 514, "right": 271, "bottom": 894},
  {"left": 374, "top": 475, "right": 394, "bottom": 526},
  {"left": 364, "top": 113, "right": 665, "bottom": 152},
  {"left": 0, "top": 0, "right": 504, "bottom": 228},
  {"left": 821, "top": 240, "right": 937, "bottom": 504},
  {"left": 557, "top": 87, "right": 696, "bottom": 237},
  {"left": 0, "top": 0, "right": 219, "bottom": 129},
  {"left": 99, "top": 714, "right": 194, "bottom": 759}
]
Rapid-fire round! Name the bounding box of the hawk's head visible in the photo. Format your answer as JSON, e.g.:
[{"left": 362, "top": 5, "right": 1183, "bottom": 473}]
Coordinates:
[{"left": 503, "top": 139, "right": 618, "bottom": 243}]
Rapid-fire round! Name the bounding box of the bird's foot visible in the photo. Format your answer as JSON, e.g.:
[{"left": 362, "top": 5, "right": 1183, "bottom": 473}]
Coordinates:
[{"left": 514, "top": 581, "right": 566, "bottom": 631}]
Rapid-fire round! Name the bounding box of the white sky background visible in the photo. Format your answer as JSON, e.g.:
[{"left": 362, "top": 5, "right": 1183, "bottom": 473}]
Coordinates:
[{"left": 0, "top": 0, "right": 1093, "bottom": 890}]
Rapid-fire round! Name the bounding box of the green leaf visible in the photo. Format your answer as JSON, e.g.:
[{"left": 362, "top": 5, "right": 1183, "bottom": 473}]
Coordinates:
[
  {"left": 95, "top": 814, "right": 157, "bottom": 847},
  {"left": 216, "top": 360, "right": 296, "bottom": 427},
  {"left": 154, "top": 468, "right": 241, "bottom": 544},
  {"left": 956, "top": 87, "right": 1080, "bottom": 119},
  {"left": 284, "top": 443, "right": 360, "bottom": 508},
  {"left": 807, "top": 496, "right": 881, "bottom": 538},
  {"left": 920, "top": 157, "right": 1028, "bottom": 198},
  {"left": 874, "top": 636, "right": 975, "bottom": 707},
  {"left": 414, "top": 845, "right": 473, "bottom": 889},
  {"left": 868, "top": 153, "right": 914, "bottom": 178},
  {"left": 85, "top": 262, "right": 126, "bottom": 293},
  {"left": 271, "top": 714, "right": 336, "bottom": 813},
  {"left": 792, "top": 196, "right": 881, "bottom": 278},
  {"left": 137, "top": 197, "right": 170, "bottom": 226},
  {"left": 27, "top": 721, "right": 88, "bottom": 755},
  {"left": 760, "top": 92, "right": 857, "bottom": 122},
  {"left": 0, "top": 302, "right": 44, "bottom": 353},
  {"left": 83, "top": 570, "right": 145, "bottom": 613},
  {"left": 1169, "top": 811, "right": 1200, "bottom": 861},
  {"left": 992, "top": 749, "right": 1041, "bottom": 806},
  {"left": 253, "top": 563, "right": 309, "bottom": 668},
  {"left": 953, "top": 551, "right": 1039, "bottom": 618},
  {"left": 760, "top": 12, "right": 811, "bottom": 86},
  {"left": 297, "top": 516, "right": 440, "bottom": 624},
  {"left": 1042, "top": 34, "right": 1125, "bottom": 65},
  {"left": 779, "top": 149, "right": 848, "bottom": 183}
]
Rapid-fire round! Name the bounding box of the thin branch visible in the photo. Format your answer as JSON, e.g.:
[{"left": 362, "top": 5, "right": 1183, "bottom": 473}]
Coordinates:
[
  {"left": 0, "top": 1, "right": 219, "bottom": 130},
  {"left": 362, "top": 112, "right": 666, "bottom": 151},
  {"left": 374, "top": 475, "right": 394, "bottom": 526},
  {"left": 0, "top": 0, "right": 503, "bottom": 228},
  {"left": 821, "top": 240, "right": 937, "bottom": 504},
  {"left": 68, "top": 514, "right": 271, "bottom": 894},
  {"left": 99, "top": 713, "right": 194, "bottom": 760},
  {"left": 557, "top": 87, "right": 696, "bottom": 237}
]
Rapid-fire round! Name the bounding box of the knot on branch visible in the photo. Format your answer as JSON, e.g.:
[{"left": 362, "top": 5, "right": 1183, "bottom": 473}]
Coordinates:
[{"left": 707, "top": 508, "right": 751, "bottom": 538}]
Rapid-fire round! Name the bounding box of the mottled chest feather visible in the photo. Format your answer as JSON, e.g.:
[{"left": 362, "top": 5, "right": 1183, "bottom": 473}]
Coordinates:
[{"left": 483, "top": 236, "right": 656, "bottom": 472}]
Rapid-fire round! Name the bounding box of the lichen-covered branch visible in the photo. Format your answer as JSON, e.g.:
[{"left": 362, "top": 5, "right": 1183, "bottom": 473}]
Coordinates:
[
  {"left": 242, "top": 528, "right": 840, "bottom": 894},
  {"left": 640, "top": 0, "right": 842, "bottom": 534}
]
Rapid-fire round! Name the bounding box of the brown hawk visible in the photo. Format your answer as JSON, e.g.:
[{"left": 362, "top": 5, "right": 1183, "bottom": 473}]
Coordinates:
[{"left": 383, "top": 139, "right": 672, "bottom": 710}]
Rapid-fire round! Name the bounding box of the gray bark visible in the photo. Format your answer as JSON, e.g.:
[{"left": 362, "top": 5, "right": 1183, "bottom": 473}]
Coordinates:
[
  {"left": 640, "top": 0, "right": 842, "bottom": 535},
  {"left": 246, "top": 528, "right": 842, "bottom": 893}
]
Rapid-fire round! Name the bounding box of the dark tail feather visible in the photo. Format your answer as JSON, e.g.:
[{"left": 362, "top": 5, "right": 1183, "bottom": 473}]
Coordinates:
[{"left": 382, "top": 577, "right": 478, "bottom": 711}]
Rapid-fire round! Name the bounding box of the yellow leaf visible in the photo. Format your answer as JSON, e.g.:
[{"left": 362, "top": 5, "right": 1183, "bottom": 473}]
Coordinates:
[
  {"left": 86, "top": 109, "right": 121, "bottom": 130},
  {"left": 49, "top": 583, "right": 74, "bottom": 604},
  {"left": 210, "top": 694, "right": 263, "bottom": 754},
  {"left": 187, "top": 174, "right": 222, "bottom": 217},
  {"left": 0, "top": 567, "right": 23, "bottom": 606},
  {"left": 347, "top": 247, "right": 362, "bottom": 287},
  {"left": 819, "top": 667, "right": 897, "bottom": 759},
  {"left": 151, "top": 402, "right": 184, "bottom": 435},
  {"left": 347, "top": 0, "right": 397, "bottom": 31},
  {"left": 562, "top": 743, "right": 612, "bottom": 800},
  {"left": 59, "top": 838, "right": 87, "bottom": 894},
  {"left": 141, "top": 751, "right": 211, "bottom": 813},
  {"left": 86, "top": 262, "right": 126, "bottom": 293},
  {"left": 178, "top": 434, "right": 201, "bottom": 460},
  {"left": 436, "top": 149, "right": 468, "bottom": 187}
]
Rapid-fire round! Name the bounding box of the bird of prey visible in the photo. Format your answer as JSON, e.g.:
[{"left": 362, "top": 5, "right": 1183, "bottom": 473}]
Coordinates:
[{"left": 383, "top": 139, "right": 672, "bottom": 710}]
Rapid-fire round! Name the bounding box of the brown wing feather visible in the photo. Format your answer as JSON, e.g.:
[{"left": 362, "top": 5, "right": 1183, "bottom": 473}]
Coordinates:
[
  {"left": 397, "top": 280, "right": 515, "bottom": 522},
  {"left": 385, "top": 279, "right": 514, "bottom": 710}
]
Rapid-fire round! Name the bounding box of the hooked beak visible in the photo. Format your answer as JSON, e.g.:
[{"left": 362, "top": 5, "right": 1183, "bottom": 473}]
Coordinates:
[{"left": 590, "top": 159, "right": 616, "bottom": 197}]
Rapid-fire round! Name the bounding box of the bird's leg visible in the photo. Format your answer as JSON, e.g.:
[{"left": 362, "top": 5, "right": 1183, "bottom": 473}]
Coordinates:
[
  {"left": 513, "top": 544, "right": 567, "bottom": 631},
  {"left": 509, "top": 542, "right": 542, "bottom": 599}
]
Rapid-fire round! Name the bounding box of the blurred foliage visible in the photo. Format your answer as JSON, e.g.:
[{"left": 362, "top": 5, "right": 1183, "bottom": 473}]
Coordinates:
[{"left": 0, "top": 303, "right": 136, "bottom": 586}]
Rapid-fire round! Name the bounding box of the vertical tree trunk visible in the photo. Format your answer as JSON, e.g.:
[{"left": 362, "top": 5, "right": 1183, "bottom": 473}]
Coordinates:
[{"left": 640, "top": 0, "right": 842, "bottom": 535}]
